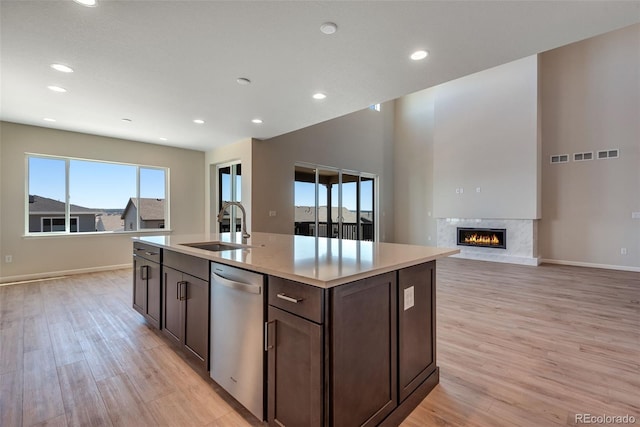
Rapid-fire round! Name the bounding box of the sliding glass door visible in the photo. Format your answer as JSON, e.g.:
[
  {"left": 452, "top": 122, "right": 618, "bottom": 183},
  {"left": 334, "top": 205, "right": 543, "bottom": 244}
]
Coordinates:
[{"left": 294, "top": 164, "right": 376, "bottom": 241}]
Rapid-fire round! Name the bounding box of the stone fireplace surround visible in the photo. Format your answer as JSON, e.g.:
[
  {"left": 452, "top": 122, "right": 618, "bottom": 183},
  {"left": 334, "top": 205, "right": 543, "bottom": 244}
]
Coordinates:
[{"left": 437, "top": 218, "right": 539, "bottom": 266}]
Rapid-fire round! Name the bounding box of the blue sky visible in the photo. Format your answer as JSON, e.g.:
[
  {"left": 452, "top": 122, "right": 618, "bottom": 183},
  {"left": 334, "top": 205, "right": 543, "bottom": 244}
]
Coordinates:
[{"left": 29, "top": 157, "right": 165, "bottom": 209}]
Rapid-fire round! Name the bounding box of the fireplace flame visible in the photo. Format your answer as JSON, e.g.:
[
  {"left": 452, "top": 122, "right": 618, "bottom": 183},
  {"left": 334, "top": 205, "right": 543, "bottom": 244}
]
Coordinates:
[{"left": 464, "top": 233, "right": 501, "bottom": 246}]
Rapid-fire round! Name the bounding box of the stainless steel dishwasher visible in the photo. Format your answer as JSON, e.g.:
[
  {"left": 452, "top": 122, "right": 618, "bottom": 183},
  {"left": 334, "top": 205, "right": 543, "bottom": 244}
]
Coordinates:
[{"left": 210, "top": 262, "right": 264, "bottom": 421}]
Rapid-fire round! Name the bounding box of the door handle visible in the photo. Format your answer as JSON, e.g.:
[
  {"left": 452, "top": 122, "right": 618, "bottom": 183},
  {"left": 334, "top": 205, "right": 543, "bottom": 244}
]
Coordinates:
[
  {"left": 264, "top": 320, "right": 276, "bottom": 351},
  {"left": 178, "top": 281, "right": 188, "bottom": 301},
  {"left": 140, "top": 265, "right": 149, "bottom": 280}
]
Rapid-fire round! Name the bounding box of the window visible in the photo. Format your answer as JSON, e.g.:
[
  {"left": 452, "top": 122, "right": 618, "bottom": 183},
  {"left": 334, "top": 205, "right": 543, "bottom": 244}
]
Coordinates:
[
  {"left": 27, "top": 154, "right": 168, "bottom": 234},
  {"left": 294, "top": 164, "right": 376, "bottom": 241}
]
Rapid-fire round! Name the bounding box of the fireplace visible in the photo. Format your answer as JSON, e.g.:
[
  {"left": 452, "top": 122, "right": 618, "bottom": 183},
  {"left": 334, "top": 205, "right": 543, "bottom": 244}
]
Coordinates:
[{"left": 457, "top": 227, "right": 506, "bottom": 249}]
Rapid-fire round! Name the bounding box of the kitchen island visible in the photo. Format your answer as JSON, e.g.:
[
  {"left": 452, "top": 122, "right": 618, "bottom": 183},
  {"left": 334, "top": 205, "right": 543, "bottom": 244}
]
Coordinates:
[{"left": 132, "top": 232, "right": 458, "bottom": 426}]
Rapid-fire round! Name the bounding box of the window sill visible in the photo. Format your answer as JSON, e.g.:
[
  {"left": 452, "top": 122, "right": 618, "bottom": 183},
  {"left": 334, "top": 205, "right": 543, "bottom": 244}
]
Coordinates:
[{"left": 23, "top": 229, "right": 173, "bottom": 239}]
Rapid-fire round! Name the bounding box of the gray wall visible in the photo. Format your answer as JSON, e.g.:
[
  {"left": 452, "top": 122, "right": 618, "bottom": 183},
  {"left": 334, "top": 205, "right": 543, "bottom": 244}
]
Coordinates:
[
  {"left": 539, "top": 24, "right": 639, "bottom": 268},
  {"left": 0, "top": 122, "right": 205, "bottom": 282},
  {"left": 251, "top": 103, "right": 396, "bottom": 241}
]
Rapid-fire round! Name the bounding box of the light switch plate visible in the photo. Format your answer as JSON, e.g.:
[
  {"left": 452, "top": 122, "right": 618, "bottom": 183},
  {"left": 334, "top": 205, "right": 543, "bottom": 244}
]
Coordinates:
[
  {"left": 404, "top": 286, "right": 415, "bottom": 311},
  {"left": 632, "top": 212, "right": 640, "bottom": 219}
]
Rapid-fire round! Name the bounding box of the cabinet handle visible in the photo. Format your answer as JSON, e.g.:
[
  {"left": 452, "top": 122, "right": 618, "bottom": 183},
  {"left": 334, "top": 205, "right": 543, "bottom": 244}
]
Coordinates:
[
  {"left": 264, "top": 320, "right": 276, "bottom": 351},
  {"left": 276, "top": 293, "right": 303, "bottom": 304},
  {"left": 140, "top": 265, "right": 149, "bottom": 280},
  {"left": 145, "top": 251, "right": 157, "bottom": 256},
  {"left": 178, "top": 281, "right": 188, "bottom": 301}
]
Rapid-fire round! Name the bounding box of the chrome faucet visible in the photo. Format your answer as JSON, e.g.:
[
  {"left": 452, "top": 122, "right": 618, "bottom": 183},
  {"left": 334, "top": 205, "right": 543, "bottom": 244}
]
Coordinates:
[{"left": 217, "top": 201, "right": 250, "bottom": 244}]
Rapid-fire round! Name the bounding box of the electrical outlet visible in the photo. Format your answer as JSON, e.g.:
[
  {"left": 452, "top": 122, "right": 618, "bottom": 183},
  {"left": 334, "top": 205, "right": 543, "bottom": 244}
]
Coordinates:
[
  {"left": 476, "top": 187, "right": 481, "bottom": 193},
  {"left": 632, "top": 212, "right": 640, "bottom": 219},
  {"left": 620, "top": 248, "right": 627, "bottom": 255},
  {"left": 4, "top": 255, "right": 12, "bottom": 263},
  {"left": 268, "top": 210, "right": 276, "bottom": 217}
]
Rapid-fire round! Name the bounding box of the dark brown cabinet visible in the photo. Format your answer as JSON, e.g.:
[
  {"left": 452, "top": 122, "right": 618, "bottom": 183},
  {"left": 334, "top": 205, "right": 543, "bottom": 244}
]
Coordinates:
[
  {"left": 398, "top": 262, "right": 436, "bottom": 402},
  {"left": 266, "top": 263, "right": 437, "bottom": 427},
  {"left": 162, "top": 250, "right": 209, "bottom": 371},
  {"left": 267, "top": 306, "right": 323, "bottom": 427},
  {"left": 132, "top": 243, "right": 162, "bottom": 329},
  {"left": 331, "top": 272, "right": 397, "bottom": 427}
]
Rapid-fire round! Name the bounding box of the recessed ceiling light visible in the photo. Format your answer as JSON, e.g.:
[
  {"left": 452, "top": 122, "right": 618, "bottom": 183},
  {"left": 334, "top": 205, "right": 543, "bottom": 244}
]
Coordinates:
[
  {"left": 73, "top": 0, "right": 97, "bottom": 6},
  {"left": 48, "top": 85, "right": 67, "bottom": 93},
  {"left": 312, "top": 92, "right": 327, "bottom": 100},
  {"left": 410, "top": 50, "right": 429, "bottom": 61},
  {"left": 159, "top": 137, "right": 168, "bottom": 141},
  {"left": 43, "top": 118, "right": 56, "bottom": 122},
  {"left": 51, "top": 63, "right": 74, "bottom": 73},
  {"left": 236, "top": 77, "right": 251, "bottom": 85},
  {"left": 193, "top": 119, "right": 205, "bottom": 124},
  {"left": 320, "top": 22, "right": 338, "bottom": 35},
  {"left": 121, "top": 118, "right": 132, "bottom": 123},
  {"left": 251, "top": 118, "right": 263, "bottom": 124}
]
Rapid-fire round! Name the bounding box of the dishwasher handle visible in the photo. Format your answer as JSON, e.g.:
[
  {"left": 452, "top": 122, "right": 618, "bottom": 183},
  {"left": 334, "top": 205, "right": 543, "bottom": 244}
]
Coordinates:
[{"left": 212, "top": 271, "right": 261, "bottom": 294}]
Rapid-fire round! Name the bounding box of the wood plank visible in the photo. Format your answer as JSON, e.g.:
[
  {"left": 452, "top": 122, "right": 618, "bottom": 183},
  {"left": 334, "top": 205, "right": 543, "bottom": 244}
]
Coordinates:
[
  {"left": 96, "top": 374, "right": 158, "bottom": 427},
  {"left": 0, "top": 370, "right": 23, "bottom": 427},
  {"left": 22, "top": 348, "right": 65, "bottom": 426},
  {"left": 57, "top": 360, "right": 113, "bottom": 427},
  {"left": 48, "top": 321, "right": 85, "bottom": 367}
]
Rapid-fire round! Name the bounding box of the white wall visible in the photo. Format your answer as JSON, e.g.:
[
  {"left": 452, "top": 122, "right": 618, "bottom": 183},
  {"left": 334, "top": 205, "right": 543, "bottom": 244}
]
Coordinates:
[
  {"left": 251, "top": 103, "right": 396, "bottom": 241},
  {"left": 539, "top": 24, "right": 640, "bottom": 269},
  {"left": 0, "top": 122, "right": 205, "bottom": 282},
  {"left": 432, "top": 55, "right": 540, "bottom": 220},
  {"left": 204, "top": 138, "right": 253, "bottom": 234}
]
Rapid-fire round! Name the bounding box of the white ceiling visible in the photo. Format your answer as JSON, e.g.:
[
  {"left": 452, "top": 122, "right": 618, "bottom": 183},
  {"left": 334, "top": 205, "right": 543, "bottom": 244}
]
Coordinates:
[{"left": 1, "top": 1, "right": 639, "bottom": 152}]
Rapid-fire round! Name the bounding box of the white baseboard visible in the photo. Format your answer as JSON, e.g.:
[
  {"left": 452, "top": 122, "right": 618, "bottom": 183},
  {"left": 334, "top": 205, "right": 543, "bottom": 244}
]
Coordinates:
[
  {"left": 0, "top": 263, "right": 133, "bottom": 286},
  {"left": 540, "top": 258, "right": 640, "bottom": 273}
]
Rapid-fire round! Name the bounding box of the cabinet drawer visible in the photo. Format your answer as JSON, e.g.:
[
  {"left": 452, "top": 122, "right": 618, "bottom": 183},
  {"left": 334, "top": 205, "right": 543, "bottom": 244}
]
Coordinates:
[
  {"left": 268, "top": 276, "right": 324, "bottom": 324},
  {"left": 164, "top": 250, "right": 209, "bottom": 281},
  {"left": 133, "top": 242, "right": 162, "bottom": 263}
]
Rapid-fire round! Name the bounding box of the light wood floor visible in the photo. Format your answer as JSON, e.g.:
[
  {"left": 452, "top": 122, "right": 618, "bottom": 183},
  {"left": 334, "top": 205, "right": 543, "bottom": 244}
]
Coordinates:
[{"left": 1, "top": 259, "right": 638, "bottom": 426}]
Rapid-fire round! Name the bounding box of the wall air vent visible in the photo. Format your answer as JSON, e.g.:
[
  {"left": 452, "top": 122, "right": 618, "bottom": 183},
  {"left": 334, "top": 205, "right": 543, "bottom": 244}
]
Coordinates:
[
  {"left": 573, "top": 151, "right": 593, "bottom": 162},
  {"left": 550, "top": 154, "right": 569, "bottom": 164},
  {"left": 597, "top": 149, "right": 619, "bottom": 159}
]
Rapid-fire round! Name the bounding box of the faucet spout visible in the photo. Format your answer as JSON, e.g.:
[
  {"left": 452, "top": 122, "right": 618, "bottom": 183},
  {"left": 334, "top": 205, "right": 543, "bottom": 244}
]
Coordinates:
[{"left": 217, "top": 202, "right": 250, "bottom": 244}]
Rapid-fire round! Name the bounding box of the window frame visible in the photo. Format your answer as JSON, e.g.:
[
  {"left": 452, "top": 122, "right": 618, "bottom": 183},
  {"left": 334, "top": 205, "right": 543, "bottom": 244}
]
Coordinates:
[{"left": 25, "top": 153, "right": 170, "bottom": 236}]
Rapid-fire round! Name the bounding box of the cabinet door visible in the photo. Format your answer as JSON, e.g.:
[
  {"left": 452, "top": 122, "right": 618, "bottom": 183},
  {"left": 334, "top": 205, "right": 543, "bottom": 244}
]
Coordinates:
[
  {"left": 331, "top": 272, "right": 397, "bottom": 427},
  {"left": 183, "top": 273, "right": 209, "bottom": 366},
  {"left": 398, "top": 262, "right": 436, "bottom": 402},
  {"left": 132, "top": 256, "right": 147, "bottom": 315},
  {"left": 163, "top": 267, "right": 184, "bottom": 345},
  {"left": 145, "top": 260, "right": 161, "bottom": 329},
  {"left": 267, "top": 306, "right": 322, "bottom": 427}
]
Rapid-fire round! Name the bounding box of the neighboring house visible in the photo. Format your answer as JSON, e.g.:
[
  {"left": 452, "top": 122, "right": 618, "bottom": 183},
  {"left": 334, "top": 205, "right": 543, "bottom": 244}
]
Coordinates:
[
  {"left": 28, "top": 195, "right": 99, "bottom": 232},
  {"left": 121, "top": 198, "right": 165, "bottom": 230}
]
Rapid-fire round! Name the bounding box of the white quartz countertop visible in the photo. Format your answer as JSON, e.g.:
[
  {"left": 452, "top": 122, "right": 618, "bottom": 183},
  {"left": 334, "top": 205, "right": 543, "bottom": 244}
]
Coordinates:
[{"left": 133, "top": 232, "right": 459, "bottom": 288}]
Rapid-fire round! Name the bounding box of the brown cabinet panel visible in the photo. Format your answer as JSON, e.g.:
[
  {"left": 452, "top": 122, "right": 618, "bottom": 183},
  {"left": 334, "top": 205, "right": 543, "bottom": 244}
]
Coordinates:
[
  {"left": 163, "top": 267, "right": 184, "bottom": 345},
  {"left": 146, "top": 260, "right": 161, "bottom": 327},
  {"left": 132, "top": 257, "right": 146, "bottom": 314},
  {"left": 398, "top": 262, "right": 436, "bottom": 402},
  {"left": 164, "top": 250, "right": 209, "bottom": 281},
  {"left": 132, "top": 254, "right": 161, "bottom": 329},
  {"left": 184, "top": 273, "right": 209, "bottom": 364},
  {"left": 267, "top": 306, "right": 323, "bottom": 427},
  {"left": 268, "top": 276, "right": 324, "bottom": 323},
  {"left": 331, "top": 272, "right": 397, "bottom": 427}
]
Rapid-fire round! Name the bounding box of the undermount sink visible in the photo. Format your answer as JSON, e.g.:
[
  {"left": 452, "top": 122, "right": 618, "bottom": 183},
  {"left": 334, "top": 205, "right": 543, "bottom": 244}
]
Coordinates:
[{"left": 180, "top": 241, "right": 249, "bottom": 252}]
